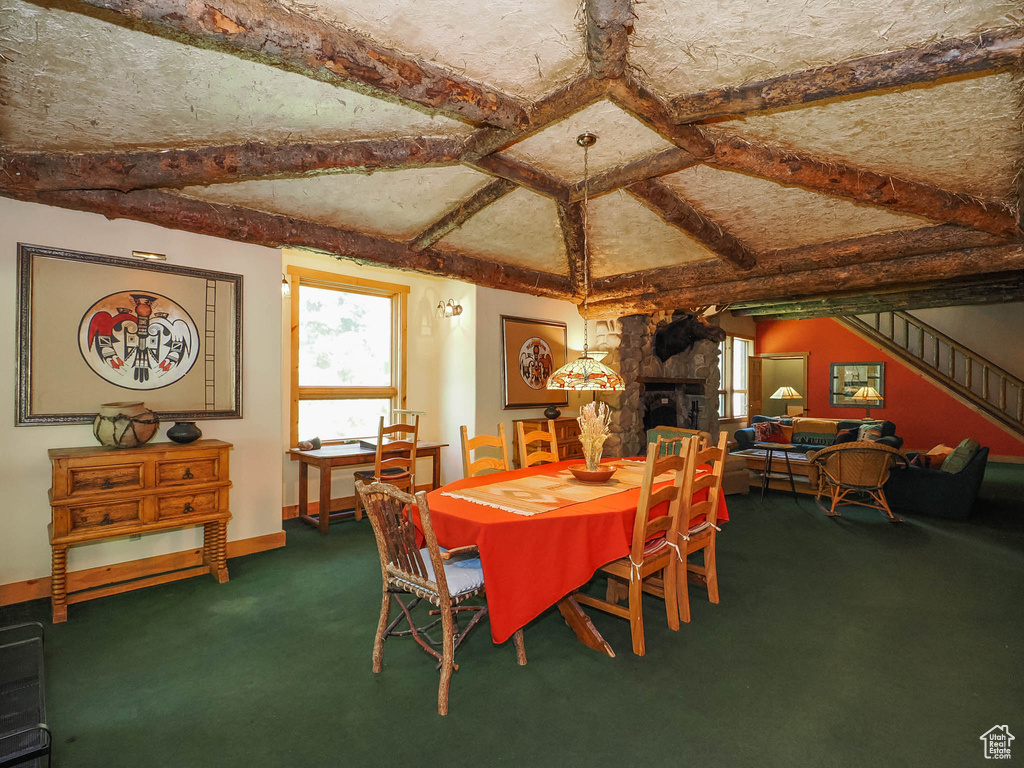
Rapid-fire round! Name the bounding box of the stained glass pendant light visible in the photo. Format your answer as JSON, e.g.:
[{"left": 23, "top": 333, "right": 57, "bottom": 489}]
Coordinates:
[{"left": 547, "top": 133, "right": 626, "bottom": 392}]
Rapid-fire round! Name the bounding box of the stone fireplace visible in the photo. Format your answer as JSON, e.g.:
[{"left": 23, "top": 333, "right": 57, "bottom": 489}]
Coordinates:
[{"left": 593, "top": 313, "right": 722, "bottom": 458}]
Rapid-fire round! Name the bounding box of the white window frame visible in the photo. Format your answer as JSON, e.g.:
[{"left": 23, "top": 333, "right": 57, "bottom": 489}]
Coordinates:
[{"left": 718, "top": 333, "right": 753, "bottom": 422}]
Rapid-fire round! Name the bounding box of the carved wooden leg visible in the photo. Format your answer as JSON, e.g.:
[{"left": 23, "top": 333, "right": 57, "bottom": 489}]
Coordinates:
[
  {"left": 627, "top": 576, "right": 646, "bottom": 657},
  {"left": 202, "top": 523, "right": 214, "bottom": 569},
  {"left": 51, "top": 546, "right": 68, "bottom": 623},
  {"left": 512, "top": 628, "right": 527, "bottom": 666},
  {"left": 373, "top": 589, "right": 391, "bottom": 674},
  {"left": 705, "top": 534, "right": 720, "bottom": 605},
  {"left": 438, "top": 604, "right": 455, "bottom": 716},
  {"left": 211, "top": 521, "right": 230, "bottom": 583},
  {"left": 605, "top": 578, "right": 627, "bottom": 605}
]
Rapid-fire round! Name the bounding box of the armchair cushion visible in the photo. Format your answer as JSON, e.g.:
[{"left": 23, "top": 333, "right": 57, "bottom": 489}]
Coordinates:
[
  {"left": 391, "top": 547, "right": 485, "bottom": 599},
  {"left": 941, "top": 438, "right": 981, "bottom": 474}
]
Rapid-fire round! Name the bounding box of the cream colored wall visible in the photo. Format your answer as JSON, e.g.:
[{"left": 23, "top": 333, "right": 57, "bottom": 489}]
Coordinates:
[
  {"left": 280, "top": 250, "right": 476, "bottom": 505},
  {"left": 907, "top": 304, "right": 1024, "bottom": 381},
  {"left": 0, "top": 197, "right": 283, "bottom": 586}
]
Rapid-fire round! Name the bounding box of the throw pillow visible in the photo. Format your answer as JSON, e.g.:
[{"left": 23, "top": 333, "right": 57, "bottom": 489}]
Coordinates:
[
  {"left": 835, "top": 428, "right": 858, "bottom": 444},
  {"left": 791, "top": 417, "right": 838, "bottom": 447},
  {"left": 753, "top": 421, "right": 787, "bottom": 444},
  {"left": 857, "top": 421, "right": 884, "bottom": 441},
  {"left": 940, "top": 438, "right": 981, "bottom": 474},
  {"left": 780, "top": 424, "right": 794, "bottom": 442}
]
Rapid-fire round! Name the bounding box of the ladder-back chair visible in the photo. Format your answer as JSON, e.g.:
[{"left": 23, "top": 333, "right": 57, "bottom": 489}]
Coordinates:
[
  {"left": 574, "top": 436, "right": 692, "bottom": 656},
  {"left": 516, "top": 419, "right": 559, "bottom": 468},
  {"left": 647, "top": 426, "right": 711, "bottom": 455},
  {"left": 353, "top": 415, "right": 419, "bottom": 520},
  {"left": 807, "top": 441, "right": 909, "bottom": 521},
  {"left": 356, "top": 481, "right": 526, "bottom": 716},
  {"left": 460, "top": 424, "right": 511, "bottom": 478}
]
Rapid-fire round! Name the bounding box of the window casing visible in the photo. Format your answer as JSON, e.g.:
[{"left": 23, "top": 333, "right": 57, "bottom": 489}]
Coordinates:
[
  {"left": 288, "top": 267, "right": 408, "bottom": 445},
  {"left": 718, "top": 334, "right": 753, "bottom": 421}
]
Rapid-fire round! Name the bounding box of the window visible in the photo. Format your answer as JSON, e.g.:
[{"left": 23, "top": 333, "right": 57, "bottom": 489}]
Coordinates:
[
  {"left": 289, "top": 267, "right": 408, "bottom": 445},
  {"left": 718, "top": 334, "right": 753, "bottom": 420}
]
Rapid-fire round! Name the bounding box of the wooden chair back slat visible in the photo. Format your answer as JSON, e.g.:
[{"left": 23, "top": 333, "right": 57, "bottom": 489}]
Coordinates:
[
  {"left": 374, "top": 415, "right": 420, "bottom": 488},
  {"left": 681, "top": 432, "right": 728, "bottom": 529},
  {"left": 629, "top": 436, "right": 694, "bottom": 563},
  {"left": 516, "top": 420, "right": 560, "bottom": 468},
  {"left": 460, "top": 424, "right": 511, "bottom": 478}
]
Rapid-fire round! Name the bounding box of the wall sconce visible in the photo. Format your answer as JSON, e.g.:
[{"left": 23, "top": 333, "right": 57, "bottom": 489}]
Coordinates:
[
  {"left": 281, "top": 273, "right": 291, "bottom": 298},
  {"left": 130, "top": 250, "right": 167, "bottom": 261},
  {"left": 436, "top": 299, "right": 463, "bottom": 318}
]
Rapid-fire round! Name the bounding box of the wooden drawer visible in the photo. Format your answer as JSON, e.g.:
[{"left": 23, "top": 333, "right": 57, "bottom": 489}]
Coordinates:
[
  {"left": 67, "top": 498, "right": 143, "bottom": 533},
  {"left": 155, "top": 457, "right": 220, "bottom": 488},
  {"left": 155, "top": 490, "right": 221, "bottom": 522},
  {"left": 66, "top": 462, "right": 145, "bottom": 498}
]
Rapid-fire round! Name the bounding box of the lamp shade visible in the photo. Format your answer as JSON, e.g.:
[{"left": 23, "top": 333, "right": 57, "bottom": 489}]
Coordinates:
[
  {"left": 851, "top": 386, "right": 882, "bottom": 402},
  {"left": 547, "top": 355, "right": 625, "bottom": 391},
  {"left": 769, "top": 386, "right": 802, "bottom": 400}
]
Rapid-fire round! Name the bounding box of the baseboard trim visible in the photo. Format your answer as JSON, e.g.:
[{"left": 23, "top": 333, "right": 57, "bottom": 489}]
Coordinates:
[
  {"left": 283, "top": 484, "right": 433, "bottom": 520},
  {"left": 0, "top": 530, "right": 286, "bottom": 607},
  {"left": 990, "top": 455, "right": 1024, "bottom": 464}
]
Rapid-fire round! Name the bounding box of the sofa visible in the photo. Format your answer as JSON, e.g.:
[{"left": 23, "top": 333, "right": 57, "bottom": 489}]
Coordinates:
[
  {"left": 734, "top": 415, "right": 904, "bottom": 454},
  {"left": 883, "top": 442, "right": 989, "bottom": 520}
]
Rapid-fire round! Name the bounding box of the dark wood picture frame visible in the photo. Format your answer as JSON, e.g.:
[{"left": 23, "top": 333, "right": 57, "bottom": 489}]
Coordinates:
[
  {"left": 829, "top": 361, "right": 885, "bottom": 408},
  {"left": 500, "top": 315, "right": 568, "bottom": 410},
  {"left": 16, "top": 243, "right": 243, "bottom": 425}
]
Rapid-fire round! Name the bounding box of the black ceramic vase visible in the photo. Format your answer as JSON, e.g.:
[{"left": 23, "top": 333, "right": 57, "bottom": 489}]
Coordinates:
[
  {"left": 543, "top": 404, "right": 562, "bottom": 420},
  {"left": 167, "top": 421, "right": 203, "bottom": 444}
]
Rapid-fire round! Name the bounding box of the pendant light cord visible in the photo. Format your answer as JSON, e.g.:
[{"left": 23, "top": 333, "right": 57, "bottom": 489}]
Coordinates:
[{"left": 582, "top": 140, "right": 590, "bottom": 356}]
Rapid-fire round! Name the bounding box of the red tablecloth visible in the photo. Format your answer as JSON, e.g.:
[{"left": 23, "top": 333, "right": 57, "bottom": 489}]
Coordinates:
[{"left": 424, "top": 458, "right": 728, "bottom": 643}]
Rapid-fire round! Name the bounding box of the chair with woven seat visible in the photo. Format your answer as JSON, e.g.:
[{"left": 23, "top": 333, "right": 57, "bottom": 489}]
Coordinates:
[
  {"left": 460, "top": 424, "right": 511, "bottom": 478},
  {"left": 352, "top": 414, "right": 419, "bottom": 520},
  {"left": 574, "top": 436, "right": 692, "bottom": 656},
  {"left": 356, "top": 480, "right": 526, "bottom": 716},
  {"left": 807, "top": 440, "right": 909, "bottom": 522},
  {"left": 515, "top": 419, "right": 559, "bottom": 468}
]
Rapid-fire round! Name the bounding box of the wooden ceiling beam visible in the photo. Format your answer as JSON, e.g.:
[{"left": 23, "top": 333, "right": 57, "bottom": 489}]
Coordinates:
[
  {"left": 409, "top": 178, "right": 517, "bottom": 252},
  {"left": 63, "top": 0, "right": 528, "bottom": 129},
  {"left": 729, "top": 272, "right": 1024, "bottom": 320},
  {"left": 585, "top": 0, "right": 634, "bottom": 79},
  {"left": 4, "top": 187, "right": 571, "bottom": 297},
  {"left": 626, "top": 178, "right": 757, "bottom": 270},
  {"left": 568, "top": 146, "right": 699, "bottom": 202},
  {"left": 706, "top": 134, "right": 1020, "bottom": 238},
  {"left": 606, "top": 75, "right": 714, "bottom": 159},
  {"left": 0, "top": 137, "right": 466, "bottom": 193},
  {"left": 672, "top": 27, "right": 1024, "bottom": 123},
  {"left": 589, "top": 225, "right": 1005, "bottom": 301},
  {"left": 466, "top": 154, "right": 570, "bottom": 202},
  {"left": 584, "top": 242, "right": 1024, "bottom": 317},
  {"left": 556, "top": 200, "right": 589, "bottom": 297}
]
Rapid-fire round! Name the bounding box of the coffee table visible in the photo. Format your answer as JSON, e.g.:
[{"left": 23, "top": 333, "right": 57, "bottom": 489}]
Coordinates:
[{"left": 753, "top": 442, "right": 801, "bottom": 501}]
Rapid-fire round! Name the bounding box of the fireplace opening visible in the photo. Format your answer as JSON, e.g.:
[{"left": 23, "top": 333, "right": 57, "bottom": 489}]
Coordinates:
[{"left": 638, "top": 377, "right": 705, "bottom": 433}]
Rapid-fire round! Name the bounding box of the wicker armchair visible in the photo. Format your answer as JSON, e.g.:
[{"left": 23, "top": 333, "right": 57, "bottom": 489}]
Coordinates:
[{"left": 807, "top": 441, "right": 909, "bottom": 521}]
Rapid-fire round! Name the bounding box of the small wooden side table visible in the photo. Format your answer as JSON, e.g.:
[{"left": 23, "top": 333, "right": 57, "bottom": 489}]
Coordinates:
[{"left": 755, "top": 442, "right": 800, "bottom": 502}]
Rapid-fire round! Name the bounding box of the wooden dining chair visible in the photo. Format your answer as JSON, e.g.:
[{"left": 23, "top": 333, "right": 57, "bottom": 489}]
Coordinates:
[
  {"left": 356, "top": 480, "right": 526, "bottom": 716},
  {"left": 353, "top": 414, "right": 420, "bottom": 520},
  {"left": 674, "top": 431, "right": 729, "bottom": 623},
  {"left": 516, "top": 419, "right": 559, "bottom": 468},
  {"left": 647, "top": 426, "right": 711, "bottom": 455},
  {"left": 460, "top": 424, "right": 511, "bottom": 478},
  {"left": 574, "top": 436, "right": 692, "bottom": 656}
]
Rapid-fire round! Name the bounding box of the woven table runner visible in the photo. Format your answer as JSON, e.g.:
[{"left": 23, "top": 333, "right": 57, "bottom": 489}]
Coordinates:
[{"left": 441, "top": 461, "right": 671, "bottom": 517}]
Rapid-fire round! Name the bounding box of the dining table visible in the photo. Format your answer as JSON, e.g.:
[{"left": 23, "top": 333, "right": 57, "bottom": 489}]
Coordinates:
[{"left": 424, "top": 457, "right": 728, "bottom": 656}]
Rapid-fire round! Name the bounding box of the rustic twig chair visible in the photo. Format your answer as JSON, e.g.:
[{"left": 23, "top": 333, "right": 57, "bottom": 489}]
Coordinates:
[
  {"left": 353, "top": 414, "right": 419, "bottom": 520},
  {"left": 807, "top": 440, "right": 909, "bottom": 522},
  {"left": 515, "top": 419, "right": 559, "bottom": 468},
  {"left": 460, "top": 424, "right": 511, "bottom": 478},
  {"left": 355, "top": 480, "right": 526, "bottom": 716},
  {"left": 574, "top": 436, "right": 691, "bottom": 656}
]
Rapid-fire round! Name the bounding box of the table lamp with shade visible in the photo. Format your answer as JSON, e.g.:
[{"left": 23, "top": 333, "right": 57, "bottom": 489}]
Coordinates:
[{"left": 850, "top": 386, "right": 883, "bottom": 418}]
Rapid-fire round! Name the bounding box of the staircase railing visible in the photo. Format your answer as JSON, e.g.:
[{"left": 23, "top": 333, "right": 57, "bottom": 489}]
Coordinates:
[{"left": 840, "top": 311, "right": 1024, "bottom": 438}]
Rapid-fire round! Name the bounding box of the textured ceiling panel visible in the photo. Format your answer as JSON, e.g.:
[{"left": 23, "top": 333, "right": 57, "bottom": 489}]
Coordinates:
[
  {"left": 308, "top": 0, "right": 584, "bottom": 100},
  {"left": 435, "top": 188, "right": 567, "bottom": 274},
  {"left": 662, "top": 165, "right": 930, "bottom": 251},
  {"left": 587, "top": 190, "right": 717, "bottom": 278},
  {"left": 177, "top": 167, "right": 492, "bottom": 240},
  {"left": 709, "top": 74, "right": 1022, "bottom": 202},
  {"left": 0, "top": 0, "right": 470, "bottom": 152},
  {"left": 503, "top": 100, "right": 676, "bottom": 183},
  {"left": 631, "top": 0, "right": 1017, "bottom": 97}
]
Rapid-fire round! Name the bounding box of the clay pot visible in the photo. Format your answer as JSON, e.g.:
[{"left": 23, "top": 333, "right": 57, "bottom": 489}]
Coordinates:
[
  {"left": 93, "top": 402, "right": 159, "bottom": 449},
  {"left": 167, "top": 421, "right": 203, "bottom": 444},
  {"left": 543, "top": 404, "right": 562, "bottom": 419}
]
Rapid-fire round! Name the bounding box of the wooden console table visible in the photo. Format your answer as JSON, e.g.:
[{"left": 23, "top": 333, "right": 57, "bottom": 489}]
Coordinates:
[
  {"left": 48, "top": 440, "right": 232, "bottom": 623},
  {"left": 287, "top": 441, "right": 447, "bottom": 535}
]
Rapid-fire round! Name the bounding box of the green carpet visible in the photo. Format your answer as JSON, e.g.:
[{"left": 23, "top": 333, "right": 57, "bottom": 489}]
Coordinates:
[{"left": 3, "top": 465, "right": 1023, "bottom": 768}]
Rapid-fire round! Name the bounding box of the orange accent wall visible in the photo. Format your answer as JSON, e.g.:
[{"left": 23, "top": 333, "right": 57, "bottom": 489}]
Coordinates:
[{"left": 755, "top": 317, "right": 1024, "bottom": 457}]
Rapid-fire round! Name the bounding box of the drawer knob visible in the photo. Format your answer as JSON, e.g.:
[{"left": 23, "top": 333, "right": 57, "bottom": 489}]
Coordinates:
[
  {"left": 101, "top": 478, "right": 114, "bottom": 490},
  {"left": 182, "top": 467, "right": 194, "bottom": 480},
  {"left": 100, "top": 513, "right": 113, "bottom": 525},
  {"left": 183, "top": 502, "right": 195, "bottom": 514}
]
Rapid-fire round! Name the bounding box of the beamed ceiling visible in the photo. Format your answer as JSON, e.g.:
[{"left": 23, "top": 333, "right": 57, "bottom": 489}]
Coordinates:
[{"left": 1, "top": 0, "right": 1022, "bottom": 318}]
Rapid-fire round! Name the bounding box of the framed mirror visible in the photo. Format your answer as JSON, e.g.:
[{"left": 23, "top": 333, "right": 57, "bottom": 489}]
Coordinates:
[{"left": 830, "top": 362, "right": 884, "bottom": 408}]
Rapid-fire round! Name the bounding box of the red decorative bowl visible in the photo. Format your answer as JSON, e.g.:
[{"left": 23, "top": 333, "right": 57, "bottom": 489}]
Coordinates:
[{"left": 568, "top": 465, "right": 617, "bottom": 484}]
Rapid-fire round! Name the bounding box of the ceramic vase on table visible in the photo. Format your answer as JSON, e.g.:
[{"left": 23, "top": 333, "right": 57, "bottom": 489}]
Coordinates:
[
  {"left": 92, "top": 402, "right": 159, "bottom": 449},
  {"left": 167, "top": 421, "right": 203, "bottom": 444}
]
